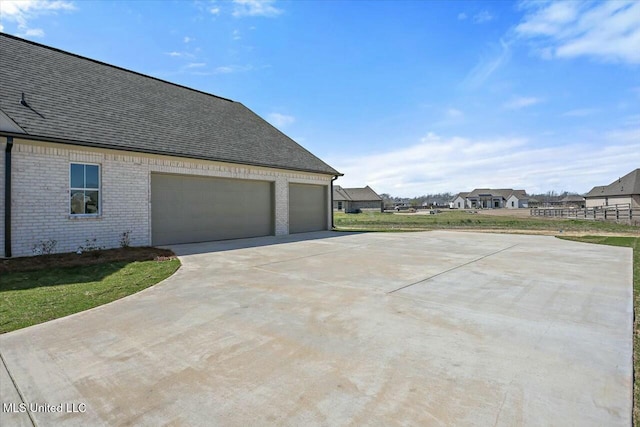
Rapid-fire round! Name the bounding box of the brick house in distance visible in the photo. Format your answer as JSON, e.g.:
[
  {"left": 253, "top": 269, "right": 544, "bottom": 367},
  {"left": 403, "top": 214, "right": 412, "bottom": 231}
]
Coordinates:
[
  {"left": 585, "top": 169, "right": 640, "bottom": 209},
  {"left": 333, "top": 186, "right": 383, "bottom": 212}
]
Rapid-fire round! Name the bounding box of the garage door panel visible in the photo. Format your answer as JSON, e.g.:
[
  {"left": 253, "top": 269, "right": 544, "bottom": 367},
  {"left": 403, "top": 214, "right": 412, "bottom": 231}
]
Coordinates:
[
  {"left": 151, "top": 174, "right": 273, "bottom": 245},
  {"left": 289, "top": 183, "right": 328, "bottom": 234}
]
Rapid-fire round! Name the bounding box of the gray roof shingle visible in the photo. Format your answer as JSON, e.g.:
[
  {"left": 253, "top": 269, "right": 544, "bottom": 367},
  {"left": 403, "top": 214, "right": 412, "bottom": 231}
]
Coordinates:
[
  {"left": 466, "top": 189, "right": 528, "bottom": 199},
  {"left": 585, "top": 169, "right": 640, "bottom": 198},
  {"left": 0, "top": 33, "right": 340, "bottom": 176},
  {"left": 333, "top": 185, "right": 381, "bottom": 202}
]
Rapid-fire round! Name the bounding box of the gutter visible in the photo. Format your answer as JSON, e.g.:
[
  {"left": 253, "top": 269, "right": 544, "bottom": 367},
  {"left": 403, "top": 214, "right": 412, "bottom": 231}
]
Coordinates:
[
  {"left": 4, "top": 137, "right": 13, "bottom": 257},
  {"left": 331, "top": 175, "right": 339, "bottom": 229}
]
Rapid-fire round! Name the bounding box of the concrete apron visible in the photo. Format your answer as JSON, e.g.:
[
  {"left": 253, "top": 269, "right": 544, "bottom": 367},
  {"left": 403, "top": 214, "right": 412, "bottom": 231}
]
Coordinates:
[{"left": 0, "top": 231, "right": 633, "bottom": 426}]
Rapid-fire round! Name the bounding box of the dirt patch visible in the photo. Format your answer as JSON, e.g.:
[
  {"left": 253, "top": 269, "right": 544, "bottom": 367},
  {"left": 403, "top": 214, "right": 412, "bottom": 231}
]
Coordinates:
[
  {"left": 0, "top": 247, "right": 177, "bottom": 274},
  {"left": 475, "top": 209, "right": 534, "bottom": 218}
]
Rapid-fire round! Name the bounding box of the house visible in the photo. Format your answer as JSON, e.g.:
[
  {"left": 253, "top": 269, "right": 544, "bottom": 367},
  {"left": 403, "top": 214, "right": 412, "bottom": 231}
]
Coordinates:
[
  {"left": 506, "top": 190, "right": 529, "bottom": 209},
  {"left": 333, "top": 185, "right": 383, "bottom": 212},
  {"left": 585, "top": 169, "right": 640, "bottom": 209},
  {"left": 559, "top": 195, "right": 585, "bottom": 209},
  {"left": 0, "top": 34, "right": 341, "bottom": 257},
  {"left": 527, "top": 197, "right": 541, "bottom": 208},
  {"left": 454, "top": 189, "right": 529, "bottom": 209},
  {"left": 451, "top": 192, "right": 469, "bottom": 209}
]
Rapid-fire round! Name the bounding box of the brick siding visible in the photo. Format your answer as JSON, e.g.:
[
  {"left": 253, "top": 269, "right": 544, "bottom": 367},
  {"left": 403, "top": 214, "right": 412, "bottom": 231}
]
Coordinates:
[{"left": 4, "top": 139, "right": 330, "bottom": 257}]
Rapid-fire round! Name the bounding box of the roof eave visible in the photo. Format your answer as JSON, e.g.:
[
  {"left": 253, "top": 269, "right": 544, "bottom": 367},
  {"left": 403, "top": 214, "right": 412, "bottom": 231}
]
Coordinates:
[{"left": 0, "top": 131, "right": 343, "bottom": 177}]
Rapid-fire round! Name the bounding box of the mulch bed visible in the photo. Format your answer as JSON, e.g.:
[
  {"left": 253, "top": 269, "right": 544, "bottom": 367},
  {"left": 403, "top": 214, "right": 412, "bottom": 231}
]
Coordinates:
[{"left": 0, "top": 247, "right": 177, "bottom": 274}]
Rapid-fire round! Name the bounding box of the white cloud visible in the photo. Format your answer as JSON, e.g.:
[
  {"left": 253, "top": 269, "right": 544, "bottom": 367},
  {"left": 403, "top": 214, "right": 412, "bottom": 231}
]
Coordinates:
[
  {"left": 210, "top": 6, "right": 220, "bottom": 15},
  {"left": 329, "top": 130, "right": 640, "bottom": 196},
  {"left": 446, "top": 108, "right": 463, "bottom": 118},
  {"left": 503, "top": 96, "right": 542, "bottom": 110},
  {"left": 474, "top": 10, "right": 493, "bottom": 24},
  {"left": 232, "top": 29, "right": 241, "bottom": 40},
  {"left": 0, "top": 0, "right": 75, "bottom": 37},
  {"left": 183, "top": 36, "right": 193, "bottom": 43},
  {"left": 267, "top": 112, "right": 295, "bottom": 128},
  {"left": 214, "top": 64, "right": 253, "bottom": 74},
  {"left": 22, "top": 28, "right": 44, "bottom": 37},
  {"left": 166, "top": 51, "right": 182, "bottom": 57},
  {"left": 515, "top": 0, "right": 640, "bottom": 64},
  {"left": 232, "top": 0, "right": 282, "bottom": 18},
  {"left": 458, "top": 13, "right": 467, "bottom": 21},
  {"left": 562, "top": 108, "right": 598, "bottom": 117},
  {"left": 186, "top": 62, "right": 206, "bottom": 68},
  {"left": 461, "top": 39, "right": 511, "bottom": 89}
]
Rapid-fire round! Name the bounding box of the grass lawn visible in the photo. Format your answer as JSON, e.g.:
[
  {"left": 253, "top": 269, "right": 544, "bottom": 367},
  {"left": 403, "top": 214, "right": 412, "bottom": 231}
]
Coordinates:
[
  {"left": 334, "top": 210, "right": 640, "bottom": 234},
  {"left": 559, "top": 236, "right": 639, "bottom": 426},
  {"left": 0, "top": 248, "right": 180, "bottom": 334}
]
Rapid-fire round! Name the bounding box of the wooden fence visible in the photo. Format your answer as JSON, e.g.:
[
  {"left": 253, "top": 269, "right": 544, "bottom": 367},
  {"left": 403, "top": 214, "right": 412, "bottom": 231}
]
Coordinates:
[{"left": 530, "top": 204, "right": 640, "bottom": 225}]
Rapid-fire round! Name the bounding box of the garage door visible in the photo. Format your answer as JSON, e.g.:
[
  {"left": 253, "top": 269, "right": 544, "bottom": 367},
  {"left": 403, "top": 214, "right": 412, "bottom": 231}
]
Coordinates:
[
  {"left": 151, "top": 173, "right": 274, "bottom": 245},
  {"left": 289, "top": 183, "right": 328, "bottom": 233}
]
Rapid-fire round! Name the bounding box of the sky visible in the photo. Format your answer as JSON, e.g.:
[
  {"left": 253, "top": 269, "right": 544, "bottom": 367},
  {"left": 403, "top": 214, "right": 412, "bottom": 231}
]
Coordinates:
[{"left": 0, "top": 0, "right": 639, "bottom": 197}]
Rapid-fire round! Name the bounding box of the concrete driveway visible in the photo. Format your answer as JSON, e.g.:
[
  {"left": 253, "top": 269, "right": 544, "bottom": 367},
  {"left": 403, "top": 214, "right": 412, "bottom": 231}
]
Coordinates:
[{"left": 0, "top": 231, "right": 632, "bottom": 426}]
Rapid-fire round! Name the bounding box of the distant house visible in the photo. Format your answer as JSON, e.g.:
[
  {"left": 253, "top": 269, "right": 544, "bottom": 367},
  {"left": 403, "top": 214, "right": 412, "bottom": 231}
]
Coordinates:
[
  {"left": 451, "top": 192, "right": 469, "bottom": 209},
  {"left": 453, "top": 189, "right": 529, "bottom": 209},
  {"left": 585, "top": 169, "right": 640, "bottom": 209},
  {"left": 528, "top": 197, "right": 541, "bottom": 208},
  {"left": 559, "top": 195, "right": 585, "bottom": 209},
  {"left": 333, "top": 186, "right": 383, "bottom": 212},
  {"left": 506, "top": 190, "right": 529, "bottom": 209}
]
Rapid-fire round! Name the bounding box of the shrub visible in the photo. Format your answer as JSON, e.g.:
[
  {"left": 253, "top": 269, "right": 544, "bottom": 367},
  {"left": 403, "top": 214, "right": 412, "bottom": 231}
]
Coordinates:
[
  {"left": 32, "top": 239, "right": 57, "bottom": 255},
  {"left": 120, "top": 230, "right": 132, "bottom": 248}
]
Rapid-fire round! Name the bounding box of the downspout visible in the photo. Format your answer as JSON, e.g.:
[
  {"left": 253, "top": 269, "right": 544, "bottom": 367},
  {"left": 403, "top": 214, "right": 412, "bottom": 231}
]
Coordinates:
[
  {"left": 5, "top": 137, "right": 13, "bottom": 258},
  {"left": 331, "top": 175, "right": 339, "bottom": 229}
]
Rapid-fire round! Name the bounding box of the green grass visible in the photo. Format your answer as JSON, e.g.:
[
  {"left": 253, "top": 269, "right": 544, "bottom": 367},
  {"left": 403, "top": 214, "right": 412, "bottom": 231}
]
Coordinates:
[
  {"left": 335, "top": 211, "right": 640, "bottom": 233},
  {"left": 0, "top": 259, "right": 180, "bottom": 334},
  {"left": 559, "top": 236, "right": 639, "bottom": 425}
]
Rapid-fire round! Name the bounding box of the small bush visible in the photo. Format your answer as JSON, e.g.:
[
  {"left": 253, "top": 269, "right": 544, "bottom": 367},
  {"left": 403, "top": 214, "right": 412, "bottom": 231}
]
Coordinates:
[
  {"left": 77, "top": 238, "right": 104, "bottom": 254},
  {"left": 32, "top": 239, "right": 57, "bottom": 255},
  {"left": 120, "top": 230, "right": 132, "bottom": 248}
]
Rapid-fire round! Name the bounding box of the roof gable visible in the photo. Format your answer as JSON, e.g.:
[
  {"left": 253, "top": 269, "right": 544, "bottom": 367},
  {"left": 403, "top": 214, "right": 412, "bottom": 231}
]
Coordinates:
[
  {"left": 586, "top": 169, "right": 640, "bottom": 198},
  {"left": 333, "top": 185, "right": 382, "bottom": 201},
  {"left": 0, "top": 33, "right": 339, "bottom": 176}
]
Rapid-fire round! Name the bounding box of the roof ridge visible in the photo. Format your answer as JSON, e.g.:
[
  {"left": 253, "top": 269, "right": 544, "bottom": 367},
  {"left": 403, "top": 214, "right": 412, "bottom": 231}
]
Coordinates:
[{"left": 0, "top": 32, "right": 235, "bottom": 104}]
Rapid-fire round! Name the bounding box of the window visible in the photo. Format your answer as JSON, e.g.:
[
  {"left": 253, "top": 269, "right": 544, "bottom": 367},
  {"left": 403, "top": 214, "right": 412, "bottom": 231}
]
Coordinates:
[
  {"left": 70, "top": 163, "right": 100, "bottom": 215},
  {"left": 337, "top": 201, "right": 343, "bottom": 210},
  {"left": 511, "top": 201, "right": 515, "bottom": 207}
]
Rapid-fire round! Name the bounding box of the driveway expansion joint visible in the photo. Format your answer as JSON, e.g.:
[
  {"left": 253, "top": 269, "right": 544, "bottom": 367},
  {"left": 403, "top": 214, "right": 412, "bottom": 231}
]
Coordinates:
[
  {"left": 387, "top": 244, "right": 519, "bottom": 294},
  {"left": 1, "top": 352, "right": 37, "bottom": 427}
]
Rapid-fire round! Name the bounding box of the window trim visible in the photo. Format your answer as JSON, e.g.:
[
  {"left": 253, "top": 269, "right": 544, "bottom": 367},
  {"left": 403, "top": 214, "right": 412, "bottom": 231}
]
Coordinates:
[{"left": 69, "top": 162, "right": 101, "bottom": 217}]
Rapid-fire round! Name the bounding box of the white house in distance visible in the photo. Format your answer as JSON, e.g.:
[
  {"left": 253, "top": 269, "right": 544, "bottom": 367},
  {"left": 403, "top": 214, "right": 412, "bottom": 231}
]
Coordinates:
[
  {"left": 0, "top": 34, "right": 341, "bottom": 257},
  {"left": 451, "top": 189, "right": 529, "bottom": 209},
  {"left": 585, "top": 169, "right": 640, "bottom": 209}
]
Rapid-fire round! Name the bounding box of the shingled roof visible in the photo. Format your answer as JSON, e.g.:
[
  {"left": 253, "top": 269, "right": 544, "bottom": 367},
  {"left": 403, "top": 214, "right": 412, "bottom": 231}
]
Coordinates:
[
  {"left": 0, "top": 33, "right": 340, "bottom": 176},
  {"left": 466, "top": 189, "right": 528, "bottom": 199},
  {"left": 333, "top": 185, "right": 382, "bottom": 202},
  {"left": 585, "top": 169, "right": 640, "bottom": 198}
]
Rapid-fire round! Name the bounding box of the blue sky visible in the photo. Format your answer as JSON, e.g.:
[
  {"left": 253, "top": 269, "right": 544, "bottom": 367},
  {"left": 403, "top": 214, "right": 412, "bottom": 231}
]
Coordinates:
[{"left": 1, "top": 0, "right": 639, "bottom": 196}]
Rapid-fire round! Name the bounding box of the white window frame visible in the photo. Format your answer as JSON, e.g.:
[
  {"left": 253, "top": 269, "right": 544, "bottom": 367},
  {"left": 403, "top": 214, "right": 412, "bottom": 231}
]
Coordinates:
[{"left": 69, "top": 162, "right": 101, "bottom": 216}]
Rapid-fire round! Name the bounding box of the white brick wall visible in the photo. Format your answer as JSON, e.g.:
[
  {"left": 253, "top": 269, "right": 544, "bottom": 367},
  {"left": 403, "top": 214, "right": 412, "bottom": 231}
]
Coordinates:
[{"left": 6, "top": 139, "right": 331, "bottom": 257}]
